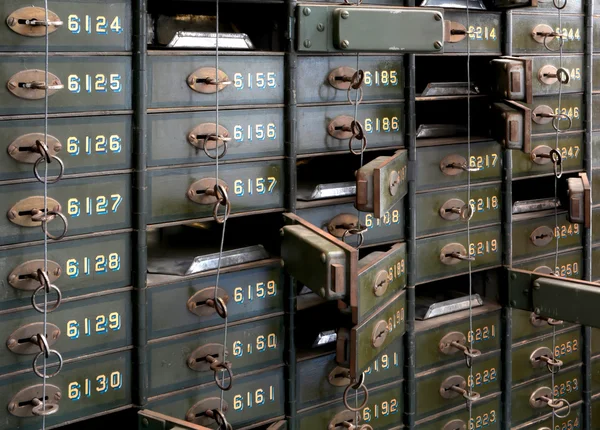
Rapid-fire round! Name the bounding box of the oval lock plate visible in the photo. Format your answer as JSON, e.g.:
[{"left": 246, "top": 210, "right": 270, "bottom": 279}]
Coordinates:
[
  {"left": 7, "top": 322, "right": 61, "bottom": 355},
  {"left": 530, "top": 145, "right": 553, "bottom": 165},
  {"left": 328, "top": 410, "right": 356, "bottom": 430},
  {"left": 187, "top": 343, "right": 228, "bottom": 372},
  {"left": 7, "top": 70, "right": 63, "bottom": 100},
  {"left": 187, "top": 287, "right": 229, "bottom": 317},
  {"left": 7, "top": 196, "right": 62, "bottom": 228},
  {"left": 532, "top": 105, "right": 554, "bottom": 125},
  {"left": 440, "top": 154, "right": 467, "bottom": 176},
  {"left": 530, "top": 226, "right": 554, "bottom": 247},
  {"left": 439, "top": 198, "right": 466, "bottom": 221},
  {"left": 8, "top": 384, "right": 61, "bottom": 417},
  {"left": 187, "top": 67, "right": 229, "bottom": 94},
  {"left": 187, "top": 178, "right": 229, "bottom": 205},
  {"left": 532, "top": 24, "right": 555, "bottom": 44},
  {"left": 439, "top": 331, "right": 467, "bottom": 355},
  {"left": 440, "top": 243, "right": 467, "bottom": 265},
  {"left": 529, "top": 386, "right": 552, "bottom": 408},
  {"left": 439, "top": 375, "right": 467, "bottom": 399},
  {"left": 8, "top": 259, "right": 61, "bottom": 291},
  {"left": 328, "top": 66, "right": 357, "bottom": 90},
  {"left": 186, "top": 397, "right": 229, "bottom": 426},
  {"left": 529, "top": 346, "right": 553, "bottom": 368},
  {"left": 444, "top": 21, "right": 467, "bottom": 43},
  {"left": 533, "top": 265, "right": 554, "bottom": 275},
  {"left": 327, "top": 115, "right": 354, "bottom": 139},
  {"left": 8, "top": 133, "right": 62, "bottom": 164},
  {"left": 188, "top": 123, "right": 230, "bottom": 150},
  {"left": 443, "top": 419, "right": 467, "bottom": 430},
  {"left": 7, "top": 7, "right": 62, "bottom": 37},
  {"left": 538, "top": 65, "right": 558, "bottom": 85},
  {"left": 373, "top": 270, "right": 389, "bottom": 297},
  {"left": 327, "top": 213, "right": 359, "bottom": 238},
  {"left": 327, "top": 366, "right": 351, "bottom": 387}
]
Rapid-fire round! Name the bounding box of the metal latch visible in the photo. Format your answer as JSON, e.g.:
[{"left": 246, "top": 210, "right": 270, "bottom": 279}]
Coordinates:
[
  {"left": 439, "top": 375, "right": 480, "bottom": 401},
  {"left": 187, "top": 67, "right": 232, "bottom": 94},
  {"left": 490, "top": 101, "right": 532, "bottom": 152},
  {"left": 297, "top": 4, "right": 444, "bottom": 53},
  {"left": 8, "top": 259, "right": 61, "bottom": 291},
  {"left": 187, "top": 287, "right": 229, "bottom": 318},
  {"left": 187, "top": 178, "right": 229, "bottom": 205},
  {"left": 187, "top": 123, "right": 231, "bottom": 159},
  {"left": 439, "top": 198, "right": 473, "bottom": 222},
  {"left": 530, "top": 226, "right": 554, "bottom": 247},
  {"left": 7, "top": 70, "right": 63, "bottom": 100},
  {"left": 444, "top": 21, "right": 468, "bottom": 43},
  {"left": 7, "top": 323, "right": 60, "bottom": 355},
  {"left": 529, "top": 346, "right": 563, "bottom": 371},
  {"left": 8, "top": 133, "right": 62, "bottom": 164},
  {"left": 6, "top": 7, "right": 63, "bottom": 37},
  {"left": 186, "top": 398, "right": 231, "bottom": 428},
  {"left": 8, "top": 384, "right": 61, "bottom": 417},
  {"left": 440, "top": 243, "right": 475, "bottom": 265},
  {"left": 567, "top": 172, "right": 590, "bottom": 227},
  {"left": 355, "top": 150, "right": 408, "bottom": 218},
  {"left": 490, "top": 57, "right": 533, "bottom": 103},
  {"left": 7, "top": 196, "right": 68, "bottom": 240}
]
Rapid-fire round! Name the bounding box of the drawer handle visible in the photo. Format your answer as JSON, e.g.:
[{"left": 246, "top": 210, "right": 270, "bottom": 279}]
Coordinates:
[
  {"left": 7, "top": 7, "right": 62, "bottom": 37},
  {"left": 439, "top": 331, "right": 482, "bottom": 368},
  {"left": 529, "top": 346, "right": 563, "bottom": 373},
  {"left": 529, "top": 387, "right": 571, "bottom": 418},
  {"left": 186, "top": 398, "right": 231, "bottom": 429},
  {"left": 348, "top": 120, "right": 367, "bottom": 155},
  {"left": 8, "top": 384, "right": 61, "bottom": 418},
  {"left": 439, "top": 375, "right": 480, "bottom": 402},
  {"left": 343, "top": 373, "right": 369, "bottom": 412},
  {"left": 7, "top": 70, "right": 63, "bottom": 100},
  {"left": 439, "top": 199, "right": 473, "bottom": 222},
  {"left": 187, "top": 67, "right": 232, "bottom": 94},
  {"left": 440, "top": 243, "right": 475, "bottom": 265},
  {"left": 7, "top": 196, "right": 68, "bottom": 241}
]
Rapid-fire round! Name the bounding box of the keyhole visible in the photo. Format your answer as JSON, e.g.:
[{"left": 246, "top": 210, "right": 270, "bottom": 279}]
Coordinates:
[
  {"left": 18, "top": 208, "right": 47, "bottom": 217},
  {"left": 197, "top": 353, "right": 218, "bottom": 364},
  {"left": 19, "top": 396, "right": 48, "bottom": 408}
]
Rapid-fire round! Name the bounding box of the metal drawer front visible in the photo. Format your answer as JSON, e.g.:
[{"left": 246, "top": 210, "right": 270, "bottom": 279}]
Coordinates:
[
  {"left": 511, "top": 365, "right": 582, "bottom": 426},
  {"left": 512, "top": 328, "right": 582, "bottom": 384},
  {"left": 416, "top": 226, "right": 502, "bottom": 284},
  {"left": 148, "top": 109, "right": 284, "bottom": 167},
  {"left": 0, "top": 56, "right": 131, "bottom": 116},
  {"left": 514, "top": 403, "right": 582, "bottom": 430},
  {"left": 0, "top": 115, "right": 131, "bottom": 181},
  {"left": 0, "top": 1, "right": 131, "bottom": 52},
  {"left": 594, "top": 394, "right": 600, "bottom": 427},
  {"left": 415, "top": 393, "right": 501, "bottom": 430},
  {"left": 148, "top": 160, "right": 284, "bottom": 225},
  {"left": 593, "top": 206, "right": 600, "bottom": 243},
  {"left": 0, "top": 174, "right": 131, "bottom": 246},
  {"left": 148, "top": 315, "right": 284, "bottom": 397},
  {"left": 297, "top": 341, "right": 402, "bottom": 410},
  {"left": 512, "top": 309, "right": 574, "bottom": 343},
  {"left": 415, "top": 350, "right": 501, "bottom": 420},
  {"left": 512, "top": 212, "right": 582, "bottom": 260},
  {"left": 0, "top": 290, "right": 131, "bottom": 375},
  {"left": 527, "top": 93, "right": 584, "bottom": 134},
  {"left": 415, "top": 304, "right": 501, "bottom": 372},
  {"left": 297, "top": 56, "right": 404, "bottom": 104},
  {"left": 592, "top": 329, "right": 600, "bottom": 356},
  {"left": 512, "top": 131, "right": 584, "bottom": 178},
  {"left": 0, "top": 349, "right": 132, "bottom": 430},
  {"left": 297, "top": 103, "right": 404, "bottom": 155},
  {"left": 593, "top": 170, "right": 600, "bottom": 205},
  {"left": 594, "top": 245, "right": 600, "bottom": 282},
  {"left": 0, "top": 232, "right": 131, "bottom": 311},
  {"left": 296, "top": 381, "right": 403, "bottom": 430},
  {"left": 416, "top": 141, "right": 502, "bottom": 191},
  {"left": 509, "top": 14, "right": 584, "bottom": 55},
  {"left": 513, "top": 249, "right": 583, "bottom": 280},
  {"left": 443, "top": 11, "right": 501, "bottom": 54},
  {"left": 147, "top": 368, "right": 284, "bottom": 429},
  {"left": 416, "top": 182, "right": 501, "bottom": 238},
  {"left": 296, "top": 200, "right": 405, "bottom": 249},
  {"left": 593, "top": 355, "right": 600, "bottom": 394},
  {"left": 148, "top": 54, "right": 284, "bottom": 109},
  {"left": 148, "top": 261, "right": 283, "bottom": 339}
]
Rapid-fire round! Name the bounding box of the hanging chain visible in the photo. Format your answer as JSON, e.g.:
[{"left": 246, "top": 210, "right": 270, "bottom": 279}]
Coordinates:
[
  {"left": 29, "top": 0, "right": 66, "bottom": 424},
  {"left": 209, "top": 1, "right": 233, "bottom": 429}
]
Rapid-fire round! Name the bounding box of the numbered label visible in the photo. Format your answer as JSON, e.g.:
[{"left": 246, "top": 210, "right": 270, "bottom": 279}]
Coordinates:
[
  {"left": 554, "top": 339, "right": 578, "bottom": 359},
  {"left": 233, "top": 72, "right": 277, "bottom": 90},
  {"left": 233, "top": 386, "right": 276, "bottom": 411},
  {"left": 469, "top": 196, "right": 500, "bottom": 213},
  {"left": 365, "top": 209, "right": 402, "bottom": 229},
  {"left": 467, "top": 368, "right": 498, "bottom": 388},
  {"left": 67, "top": 135, "right": 122, "bottom": 156},
  {"left": 362, "top": 397, "right": 400, "bottom": 422},
  {"left": 232, "top": 333, "right": 277, "bottom": 357},
  {"left": 364, "top": 116, "right": 401, "bottom": 134},
  {"left": 363, "top": 70, "right": 399, "bottom": 87},
  {"left": 233, "top": 280, "right": 277, "bottom": 304},
  {"left": 555, "top": 262, "right": 579, "bottom": 277},
  {"left": 233, "top": 124, "right": 277, "bottom": 142},
  {"left": 66, "top": 252, "right": 121, "bottom": 278},
  {"left": 68, "top": 15, "right": 124, "bottom": 35},
  {"left": 67, "top": 194, "right": 123, "bottom": 217},
  {"left": 68, "top": 74, "right": 122, "bottom": 93},
  {"left": 363, "top": 351, "right": 401, "bottom": 375},
  {"left": 554, "top": 377, "right": 579, "bottom": 397},
  {"left": 467, "top": 324, "right": 497, "bottom": 344},
  {"left": 470, "top": 154, "right": 499, "bottom": 171},
  {"left": 554, "top": 106, "right": 580, "bottom": 120},
  {"left": 552, "top": 417, "right": 580, "bottom": 430},
  {"left": 233, "top": 177, "right": 277, "bottom": 196},
  {"left": 554, "top": 223, "right": 581, "bottom": 239},
  {"left": 555, "top": 27, "right": 581, "bottom": 41},
  {"left": 468, "top": 26, "right": 497, "bottom": 41},
  {"left": 469, "top": 411, "right": 497, "bottom": 429},
  {"left": 386, "top": 309, "right": 405, "bottom": 334},
  {"left": 67, "top": 312, "right": 122, "bottom": 339},
  {"left": 68, "top": 370, "right": 123, "bottom": 400},
  {"left": 469, "top": 239, "right": 499, "bottom": 257}
]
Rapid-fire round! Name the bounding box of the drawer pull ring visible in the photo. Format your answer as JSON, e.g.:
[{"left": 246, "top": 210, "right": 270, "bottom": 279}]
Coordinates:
[
  {"left": 32, "top": 345, "right": 63, "bottom": 379},
  {"left": 342, "top": 225, "right": 366, "bottom": 249},
  {"left": 439, "top": 332, "right": 481, "bottom": 368},
  {"left": 7, "top": 7, "right": 63, "bottom": 37},
  {"left": 203, "top": 409, "right": 233, "bottom": 430},
  {"left": 347, "top": 70, "right": 365, "bottom": 106},
  {"left": 37, "top": 210, "right": 68, "bottom": 241},
  {"left": 213, "top": 184, "right": 231, "bottom": 224},
  {"left": 33, "top": 140, "right": 65, "bottom": 184},
  {"left": 530, "top": 388, "right": 571, "bottom": 418},
  {"left": 348, "top": 120, "right": 367, "bottom": 155},
  {"left": 343, "top": 373, "right": 369, "bottom": 412},
  {"left": 31, "top": 269, "right": 62, "bottom": 313},
  {"left": 31, "top": 397, "right": 59, "bottom": 416},
  {"left": 204, "top": 355, "right": 234, "bottom": 391},
  {"left": 538, "top": 65, "right": 570, "bottom": 85},
  {"left": 439, "top": 375, "right": 480, "bottom": 402}
]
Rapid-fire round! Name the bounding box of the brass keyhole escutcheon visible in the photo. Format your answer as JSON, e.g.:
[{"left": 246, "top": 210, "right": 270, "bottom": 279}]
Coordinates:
[
  {"left": 187, "top": 287, "right": 230, "bottom": 317},
  {"left": 531, "top": 24, "right": 556, "bottom": 44},
  {"left": 439, "top": 198, "right": 468, "bottom": 221},
  {"left": 187, "top": 178, "right": 229, "bottom": 205},
  {"left": 530, "top": 145, "right": 554, "bottom": 165},
  {"left": 7, "top": 70, "right": 63, "bottom": 100},
  {"left": 6, "top": 7, "right": 62, "bottom": 37},
  {"left": 185, "top": 398, "right": 230, "bottom": 426},
  {"left": 439, "top": 375, "right": 467, "bottom": 399},
  {"left": 8, "top": 133, "right": 62, "bottom": 164},
  {"left": 529, "top": 346, "right": 557, "bottom": 369},
  {"left": 533, "top": 265, "right": 554, "bottom": 275},
  {"left": 6, "top": 322, "right": 61, "bottom": 355},
  {"left": 372, "top": 270, "right": 389, "bottom": 297},
  {"left": 530, "top": 226, "right": 554, "bottom": 247},
  {"left": 8, "top": 384, "right": 61, "bottom": 417},
  {"left": 442, "top": 419, "right": 467, "bottom": 430},
  {"left": 328, "top": 66, "right": 358, "bottom": 90},
  {"left": 388, "top": 170, "right": 401, "bottom": 196},
  {"left": 440, "top": 154, "right": 469, "bottom": 176},
  {"left": 529, "top": 386, "right": 553, "bottom": 408},
  {"left": 438, "top": 331, "right": 467, "bottom": 355},
  {"left": 188, "top": 123, "right": 230, "bottom": 150},
  {"left": 444, "top": 21, "right": 468, "bottom": 43},
  {"left": 327, "top": 213, "right": 360, "bottom": 238},
  {"left": 371, "top": 320, "right": 388, "bottom": 348},
  {"left": 327, "top": 115, "right": 354, "bottom": 139},
  {"left": 187, "top": 68, "right": 231, "bottom": 94},
  {"left": 532, "top": 105, "right": 554, "bottom": 125},
  {"left": 439, "top": 243, "right": 469, "bottom": 265}
]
